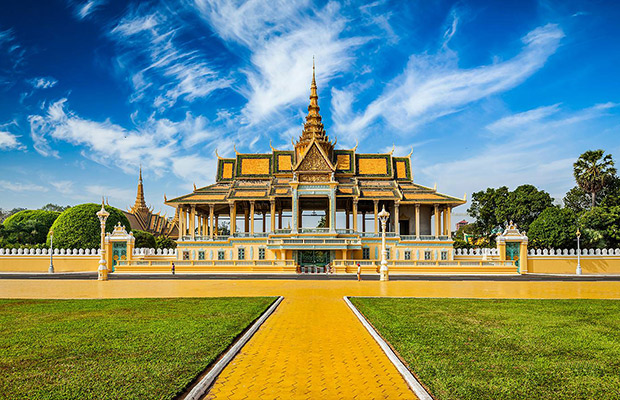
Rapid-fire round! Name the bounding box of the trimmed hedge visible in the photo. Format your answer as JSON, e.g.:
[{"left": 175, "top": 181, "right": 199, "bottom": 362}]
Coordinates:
[
  {"left": 48, "top": 203, "right": 130, "bottom": 249},
  {"left": 2, "top": 210, "right": 61, "bottom": 245},
  {"left": 133, "top": 230, "right": 156, "bottom": 249}
]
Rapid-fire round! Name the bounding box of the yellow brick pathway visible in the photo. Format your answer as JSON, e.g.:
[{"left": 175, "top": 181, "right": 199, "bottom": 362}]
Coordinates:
[
  {"left": 3, "top": 279, "right": 620, "bottom": 399},
  {"left": 205, "top": 294, "right": 414, "bottom": 399}
]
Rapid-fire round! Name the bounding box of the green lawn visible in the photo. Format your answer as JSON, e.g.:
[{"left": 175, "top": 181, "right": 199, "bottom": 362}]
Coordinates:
[
  {"left": 0, "top": 297, "right": 275, "bottom": 400},
  {"left": 351, "top": 297, "right": 620, "bottom": 400}
]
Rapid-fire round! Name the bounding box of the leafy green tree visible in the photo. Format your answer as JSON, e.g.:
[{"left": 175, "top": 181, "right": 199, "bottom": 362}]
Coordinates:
[
  {"left": 2, "top": 210, "right": 61, "bottom": 245},
  {"left": 48, "top": 203, "right": 130, "bottom": 249},
  {"left": 579, "top": 206, "right": 620, "bottom": 248},
  {"left": 573, "top": 149, "right": 617, "bottom": 209},
  {"left": 40, "top": 203, "right": 71, "bottom": 212},
  {"left": 564, "top": 176, "right": 620, "bottom": 213},
  {"left": 132, "top": 230, "right": 156, "bottom": 248},
  {"left": 155, "top": 235, "right": 177, "bottom": 249},
  {"left": 468, "top": 186, "right": 510, "bottom": 237},
  {"left": 0, "top": 207, "right": 26, "bottom": 222},
  {"left": 216, "top": 222, "right": 230, "bottom": 236},
  {"left": 317, "top": 216, "right": 326, "bottom": 228},
  {"left": 468, "top": 185, "right": 552, "bottom": 237},
  {"left": 528, "top": 207, "right": 577, "bottom": 248}
]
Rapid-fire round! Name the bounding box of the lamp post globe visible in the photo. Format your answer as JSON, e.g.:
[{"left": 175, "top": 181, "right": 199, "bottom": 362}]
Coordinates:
[
  {"left": 48, "top": 230, "right": 54, "bottom": 273},
  {"left": 377, "top": 205, "right": 390, "bottom": 281},
  {"left": 96, "top": 201, "right": 110, "bottom": 281},
  {"left": 576, "top": 228, "right": 582, "bottom": 275}
]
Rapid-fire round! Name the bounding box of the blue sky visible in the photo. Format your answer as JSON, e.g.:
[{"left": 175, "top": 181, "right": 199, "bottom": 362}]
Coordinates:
[{"left": 1, "top": 0, "right": 619, "bottom": 220}]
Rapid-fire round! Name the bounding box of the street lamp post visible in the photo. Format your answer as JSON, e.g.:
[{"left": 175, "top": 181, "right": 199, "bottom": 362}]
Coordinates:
[
  {"left": 378, "top": 205, "right": 390, "bottom": 281},
  {"left": 576, "top": 228, "right": 582, "bottom": 275},
  {"left": 48, "top": 230, "right": 54, "bottom": 273},
  {"left": 96, "top": 201, "right": 110, "bottom": 281}
]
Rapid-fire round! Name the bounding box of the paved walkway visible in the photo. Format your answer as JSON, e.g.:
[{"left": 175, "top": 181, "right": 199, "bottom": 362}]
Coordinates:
[
  {"left": 2, "top": 279, "right": 620, "bottom": 399},
  {"left": 206, "top": 294, "right": 413, "bottom": 399}
]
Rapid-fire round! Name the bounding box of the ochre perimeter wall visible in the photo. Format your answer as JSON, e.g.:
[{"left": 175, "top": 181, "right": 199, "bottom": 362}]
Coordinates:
[
  {"left": 528, "top": 257, "right": 620, "bottom": 274},
  {"left": 0, "top": 257, "right": 99, "bottom": 273},
  {"left": 1, "top": 255, "right": 620, "bottom": 274}
]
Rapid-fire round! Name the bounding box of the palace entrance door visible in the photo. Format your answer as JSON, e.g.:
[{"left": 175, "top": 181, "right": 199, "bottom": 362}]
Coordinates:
[{"left": 298, "top": 250, "right": 330, "bottom": 273}]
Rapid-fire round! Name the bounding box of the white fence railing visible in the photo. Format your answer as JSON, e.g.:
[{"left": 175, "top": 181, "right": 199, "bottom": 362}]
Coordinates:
[
  {"left": 0, "top": 248, "right": 100, "bottom": 256},
  {"left": 454, "top": 247, "right": 620, "bottom": 257},
  {"left": 529, "top": 248, "right": 620, "bottom": 256},
  {"left": 132, "top": 248, "right": 177, "bottom": 256},
  {"left": 454, "top": 248, "right": 500, "bottom": 256}
]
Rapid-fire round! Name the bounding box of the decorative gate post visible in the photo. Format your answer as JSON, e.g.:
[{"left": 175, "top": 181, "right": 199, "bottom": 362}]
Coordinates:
[{"left": 496, "top": 222, "right": 528, "bottom": 274}]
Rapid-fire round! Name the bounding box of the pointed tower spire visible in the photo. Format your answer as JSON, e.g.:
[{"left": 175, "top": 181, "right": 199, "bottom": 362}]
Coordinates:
[
  {"left": 133, "top": 165, "right": 147, "bottom": 211},
  {"left": 295, "top": 57, "right": 333, "bottom": 161}
]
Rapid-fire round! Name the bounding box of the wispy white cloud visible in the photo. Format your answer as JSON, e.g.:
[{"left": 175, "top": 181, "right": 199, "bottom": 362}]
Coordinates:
[
  {"left": 110, "top": 8, "right": 231, "bottom": 109},
  {"left": 50, "top": 180, "right": 74, "bottom": 195},
  {"left": 333, "top": 23, "right": 565, "bottom": 138},
  {"left": 195, "top": 1, "right": 369, "bottom": 123},
  {"left": 0, "top": 27, "right": 26, "bottom": 86},
  {"left": 28, "top": 98, "right": 226, "bottom": 186},
  {"left": 73, "top": 0, "right": 107, "bottom": 20},
  {"left": 85, "top": 185, "right": 134, "bottom": 203},
  {"left": 0, "top": 130, "right": 23, "bottom": 150},
  {"left": 422, "top": 102, "right": 620, "bottom": 204},
  {"left": 28, "top": 76, "right": 58, "bottom": 89},
  {"left": 0, "top": 180, "right": 48, "bottom": 193},
  {"left": 486, "top": 102, "right": 618, "bottom": 134},
  {"left": 0, "top": 120, "right": 24, "bottom": 151}
]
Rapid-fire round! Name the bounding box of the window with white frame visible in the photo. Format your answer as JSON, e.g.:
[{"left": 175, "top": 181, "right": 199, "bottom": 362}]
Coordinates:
[
  {"left": 238, "top": 247, "right": 245, "bottom": 260},
  {"left": 183, "top": 251, "right": 190, "bottom": 260},
  {"left": 198, "top": 251, "right": 205, "bottom": 260},
  {"left": 385, "top": 247, "right": 391, "bottom": 260},
  {"left": 441, "top": 251, "right": 448, "bottom": 260},
  {"left": 424, "top": 250, "right": 432, "bottom": 260},
  {"left": 218, "top": 250, "right": 225, "bottom": 260},
  {"left": 404, "top": 250, "right": 411, "bottom": 260},
  {"left": 258, "top": 247, "right": 265, "bottom": 260}
]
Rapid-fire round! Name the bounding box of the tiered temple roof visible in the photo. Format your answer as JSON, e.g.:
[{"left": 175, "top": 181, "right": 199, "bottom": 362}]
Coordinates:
[
  {"left": 166, "top": 63, "right": 465, "bottom": 208},
  {"left": 125, "top": 167, "right": 179, "bottom": 237}
]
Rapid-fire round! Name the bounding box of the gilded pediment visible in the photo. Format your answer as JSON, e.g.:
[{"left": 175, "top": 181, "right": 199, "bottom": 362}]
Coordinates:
[{"left": 296, "top": 142, "right": 334, "bottom": 172}]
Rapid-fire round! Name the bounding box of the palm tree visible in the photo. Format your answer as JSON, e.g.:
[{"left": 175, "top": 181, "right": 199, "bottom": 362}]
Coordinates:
[{"left": 573, "top": 150, "right": 617, "bottom": 209}]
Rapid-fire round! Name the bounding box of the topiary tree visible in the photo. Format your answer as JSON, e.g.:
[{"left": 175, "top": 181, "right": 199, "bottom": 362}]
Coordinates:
[
  {"left": 2, "top": 210, "right": 61, "bottom": 245},
  {"left": 133, "top": 230, "right": 156, "bottom": 249},
  {"left": 155, "top": 235, "right": 177, "bottom": 249},
  {"left": 527, "top": 207, "right": 577, "bottom": 249},
  {"left": 48, "top": 203, "right": 131, "bottom": 249}
]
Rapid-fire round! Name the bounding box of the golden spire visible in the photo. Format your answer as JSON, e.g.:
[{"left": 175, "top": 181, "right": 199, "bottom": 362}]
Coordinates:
[
  {"left": 133, "top": 165, "right": 147, "bottom": 210},
  {"left": 296, "top": 57, "right": 332, "bottom": 155}
]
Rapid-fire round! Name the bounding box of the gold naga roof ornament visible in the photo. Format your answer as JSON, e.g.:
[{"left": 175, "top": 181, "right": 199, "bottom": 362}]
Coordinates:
[
  {"left": 193, "top": 183, "right": 197, "bottom": 191},
  {"left": 215, "top": 148, "right": 222, "bottom": 160},
  {"left": 390, "top": 144, "right": 395, "bottom": 155},
  {"left": 406, "top": 147, "right": 413, "bottom": 158},
  {"left": 351, "top": 139, "right": 359, "bottom": 152},
  {"left": 270, "top": 140, "right": 278, "bottom": 152}
]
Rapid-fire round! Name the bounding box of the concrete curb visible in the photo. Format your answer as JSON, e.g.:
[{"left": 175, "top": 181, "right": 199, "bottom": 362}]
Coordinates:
[
  {"left": 183, "top": 296, "right": 284, "bottom": 400},
  {"left": 344, "top": 296, "right": 433, "bottom": 400}
]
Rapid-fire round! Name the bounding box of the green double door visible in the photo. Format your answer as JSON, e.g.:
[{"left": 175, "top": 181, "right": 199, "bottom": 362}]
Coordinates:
[
  {"left": 506, "top": 242, "right": 520, "bottom": 270},
  {"left": 299, "top": 250, "right": 330, "bottom": 268},
  {"left": 112, "top": 242, "right": 127, "bottom": 272}
]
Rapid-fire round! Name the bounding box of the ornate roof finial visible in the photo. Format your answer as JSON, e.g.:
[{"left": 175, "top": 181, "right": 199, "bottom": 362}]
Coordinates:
[
  {"left": 294, "top": 57, "right": 333, "bottom": 159},
  {"left": 132, "top": 166, "right": 147, "bottom": 211}
]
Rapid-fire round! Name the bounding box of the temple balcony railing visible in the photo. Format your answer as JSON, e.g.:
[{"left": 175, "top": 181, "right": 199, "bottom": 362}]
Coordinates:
[
  {"left": 298, "top": 227, "right": 331, "bottom": 234},
  {"left": 178, "top": 232, "right": 452, "bottom": 242},
  {"left": 400, "top": 235, "right": 451, "bottom": 241}
]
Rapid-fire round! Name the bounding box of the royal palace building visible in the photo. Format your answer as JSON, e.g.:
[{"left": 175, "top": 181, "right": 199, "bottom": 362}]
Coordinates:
[{"left": 164, "top": 66, "right": 466, "bottom": 273}]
